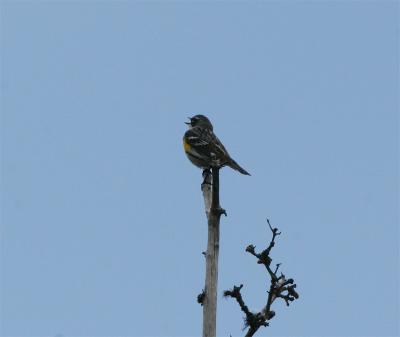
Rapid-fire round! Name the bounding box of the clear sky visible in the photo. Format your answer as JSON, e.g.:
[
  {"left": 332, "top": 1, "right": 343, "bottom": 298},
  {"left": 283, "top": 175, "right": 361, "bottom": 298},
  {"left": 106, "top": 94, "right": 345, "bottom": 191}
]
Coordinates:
[{"left": 1, "top": 1, "right": 399, "bottom": 337}]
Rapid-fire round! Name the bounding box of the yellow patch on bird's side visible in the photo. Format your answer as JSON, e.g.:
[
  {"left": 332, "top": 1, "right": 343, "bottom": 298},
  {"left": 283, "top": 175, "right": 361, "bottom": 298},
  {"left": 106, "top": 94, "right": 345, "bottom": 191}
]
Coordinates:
[{"left": 183, "top": 138, "right": 191, "bottom": 152}]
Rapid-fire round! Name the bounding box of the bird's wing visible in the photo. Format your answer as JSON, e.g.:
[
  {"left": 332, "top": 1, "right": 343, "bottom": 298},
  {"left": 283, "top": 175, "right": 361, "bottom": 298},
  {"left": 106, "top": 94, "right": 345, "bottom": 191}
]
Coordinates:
[
  {"left": 185, "top": 128, "right": 230, "bottom": 166},
  {"left": 209, "top": 133, "right": 230, "bottom": 160},
  {"left": 185, "top": 128, "right": 210, "bottom": 146}
]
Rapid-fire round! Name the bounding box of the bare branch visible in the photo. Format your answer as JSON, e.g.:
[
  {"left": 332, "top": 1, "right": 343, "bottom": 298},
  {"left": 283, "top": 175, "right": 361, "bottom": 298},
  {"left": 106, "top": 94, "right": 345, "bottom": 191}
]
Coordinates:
[
  {"left": 201, "top": 167, "right": 225, "bottom": 337},
  {"left": 224, "top": 284, "right": 268, "bottom": 334},
  {"left": 224, "top": 220, "right": 299, "bottom": 337}
]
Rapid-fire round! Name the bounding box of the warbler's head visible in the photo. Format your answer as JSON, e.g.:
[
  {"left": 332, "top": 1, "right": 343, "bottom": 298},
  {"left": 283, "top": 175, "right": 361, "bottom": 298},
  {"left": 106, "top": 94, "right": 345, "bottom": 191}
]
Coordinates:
[{"left": 185, "top": 115, "right": 213, "bottom": 130}]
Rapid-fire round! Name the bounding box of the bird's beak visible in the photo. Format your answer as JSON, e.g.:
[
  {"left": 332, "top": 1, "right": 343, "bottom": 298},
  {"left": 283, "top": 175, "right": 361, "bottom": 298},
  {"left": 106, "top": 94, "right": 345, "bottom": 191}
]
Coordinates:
[{"left": 185, "top": 117, "right": 191, "bottom": 125}]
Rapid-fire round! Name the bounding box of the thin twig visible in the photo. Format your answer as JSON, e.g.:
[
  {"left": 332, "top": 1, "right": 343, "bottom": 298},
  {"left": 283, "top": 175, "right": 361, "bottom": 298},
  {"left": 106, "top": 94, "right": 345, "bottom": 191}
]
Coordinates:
[{"left": 224, "top": 220, "right": 299, "bottom": 337}]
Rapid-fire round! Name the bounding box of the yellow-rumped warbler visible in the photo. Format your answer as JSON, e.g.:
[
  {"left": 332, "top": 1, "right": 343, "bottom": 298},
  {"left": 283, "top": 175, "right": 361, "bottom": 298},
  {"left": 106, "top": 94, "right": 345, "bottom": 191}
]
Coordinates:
[{"left": 183, "top": 115, "right": 250, "bottom": 175}]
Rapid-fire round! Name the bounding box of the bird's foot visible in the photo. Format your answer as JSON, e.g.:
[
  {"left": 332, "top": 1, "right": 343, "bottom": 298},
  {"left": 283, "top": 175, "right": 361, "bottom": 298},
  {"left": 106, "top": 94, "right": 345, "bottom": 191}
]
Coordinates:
[{"left": 201, "top": 168, "right": 212, "bottom": 187}]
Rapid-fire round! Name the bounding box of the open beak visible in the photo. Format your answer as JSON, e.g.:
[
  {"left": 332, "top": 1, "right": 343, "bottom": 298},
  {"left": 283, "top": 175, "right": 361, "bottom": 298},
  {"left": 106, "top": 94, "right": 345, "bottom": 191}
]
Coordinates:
[{"left": 184, "top": 117, "right": 191, "bottom": 125}]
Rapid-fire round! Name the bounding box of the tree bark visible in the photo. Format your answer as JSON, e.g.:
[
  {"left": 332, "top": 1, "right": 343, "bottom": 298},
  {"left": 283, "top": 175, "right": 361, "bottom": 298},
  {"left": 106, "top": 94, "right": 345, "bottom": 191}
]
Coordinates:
[{"left": 201, "top": 168, "right": 224, "bottom": 337}]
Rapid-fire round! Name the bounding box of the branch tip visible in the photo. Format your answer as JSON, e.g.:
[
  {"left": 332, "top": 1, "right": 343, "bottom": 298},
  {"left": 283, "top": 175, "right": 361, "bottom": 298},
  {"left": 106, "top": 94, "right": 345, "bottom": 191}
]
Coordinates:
[
  {"left": 226, "top": 222, "right": 299, "bottom": 337},
  {"left": 245, "top": 244, "right": 256, "bottom": 254}
]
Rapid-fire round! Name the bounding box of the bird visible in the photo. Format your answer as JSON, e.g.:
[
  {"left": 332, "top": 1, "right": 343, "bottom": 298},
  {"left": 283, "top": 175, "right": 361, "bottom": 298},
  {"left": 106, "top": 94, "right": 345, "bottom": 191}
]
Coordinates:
[{"left": 183, "top": 115, "right": 250, "bottom": 175}]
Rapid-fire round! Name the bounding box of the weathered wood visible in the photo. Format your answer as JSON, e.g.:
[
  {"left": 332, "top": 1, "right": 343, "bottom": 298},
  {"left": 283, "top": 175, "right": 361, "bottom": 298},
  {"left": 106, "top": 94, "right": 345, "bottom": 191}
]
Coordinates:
[{"left": 201, "top": 168, "right": 224, "bottom": 337}]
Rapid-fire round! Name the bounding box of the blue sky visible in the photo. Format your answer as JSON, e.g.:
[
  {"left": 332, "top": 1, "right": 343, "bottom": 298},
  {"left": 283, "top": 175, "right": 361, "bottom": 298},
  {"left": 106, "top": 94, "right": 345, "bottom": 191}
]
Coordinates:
[{"left": 1, "top": 1, "right": 398, "bottom": 336}]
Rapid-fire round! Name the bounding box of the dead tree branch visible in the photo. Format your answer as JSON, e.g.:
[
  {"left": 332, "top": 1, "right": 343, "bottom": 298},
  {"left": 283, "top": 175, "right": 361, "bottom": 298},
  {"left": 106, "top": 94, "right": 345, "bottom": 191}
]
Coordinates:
[
  {"left": 200, "top": 167, "right": 226, "bottom": 337},
  {"left": 224, "top": 219, "right": 299, "bottom": 337}
]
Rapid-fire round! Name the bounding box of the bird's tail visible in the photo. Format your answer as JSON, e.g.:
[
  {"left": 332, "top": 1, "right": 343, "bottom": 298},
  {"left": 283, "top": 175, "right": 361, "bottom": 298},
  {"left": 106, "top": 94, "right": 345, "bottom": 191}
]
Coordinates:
[{"left": 227, "top": 158, "right": 251, "bottom": 176}]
